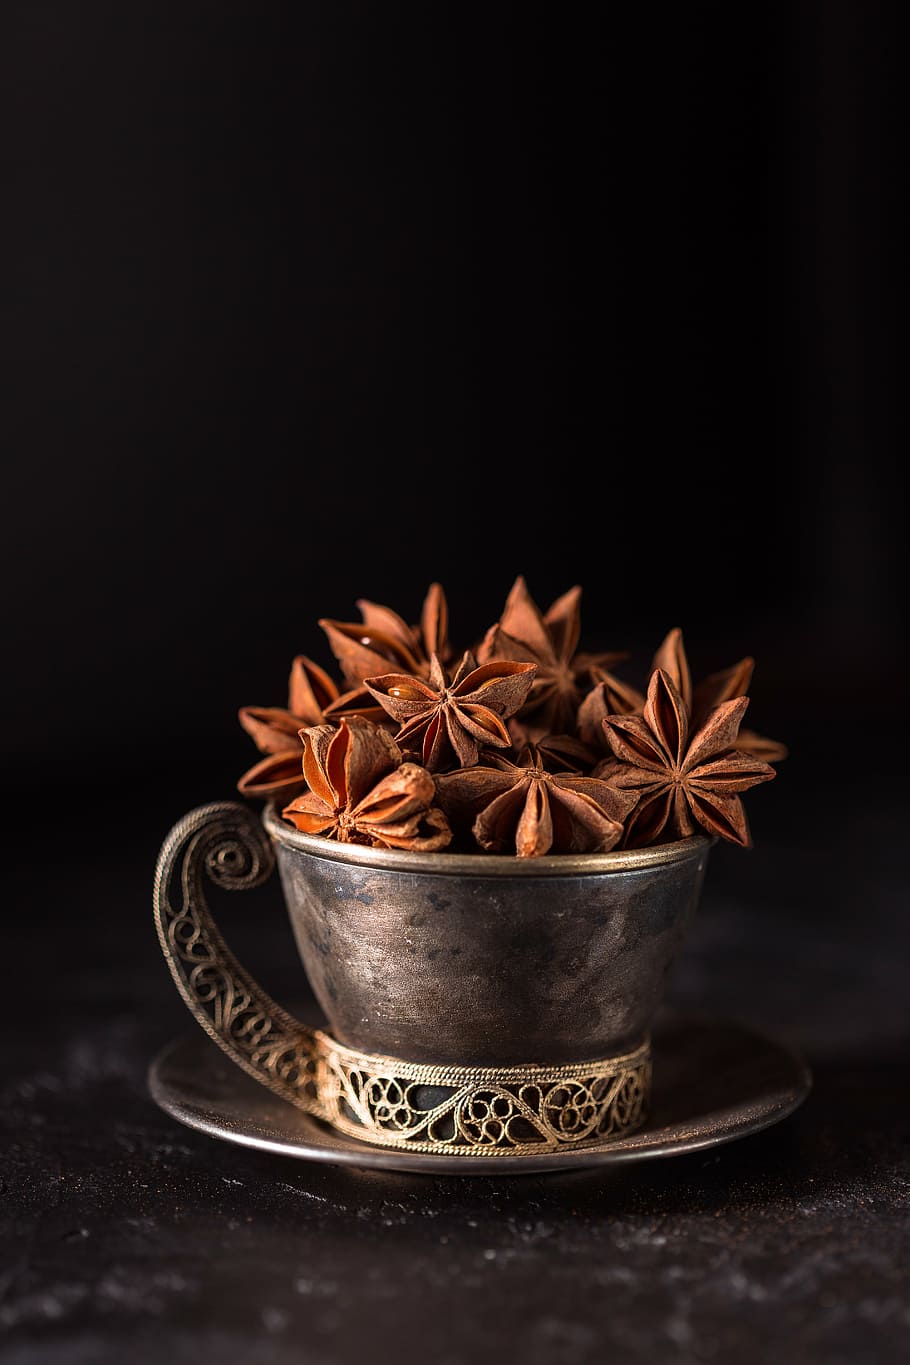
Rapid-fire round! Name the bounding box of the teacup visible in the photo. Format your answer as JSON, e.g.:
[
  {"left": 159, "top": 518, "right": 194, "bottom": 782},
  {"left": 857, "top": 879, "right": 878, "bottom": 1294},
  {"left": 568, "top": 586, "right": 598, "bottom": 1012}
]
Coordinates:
[{"left": 153, "top": 800, "right": 711, "bottom": 1158}]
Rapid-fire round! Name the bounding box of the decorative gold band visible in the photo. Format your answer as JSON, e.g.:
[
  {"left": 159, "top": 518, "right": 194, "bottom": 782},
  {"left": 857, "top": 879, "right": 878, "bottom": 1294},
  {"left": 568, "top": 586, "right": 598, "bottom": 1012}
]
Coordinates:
[
  {"left": 306, "top": 1031, "right": 651, "bottom": 1156},
  {"left": 152, "top": 801, "right": 651, "bottom": 1159}
]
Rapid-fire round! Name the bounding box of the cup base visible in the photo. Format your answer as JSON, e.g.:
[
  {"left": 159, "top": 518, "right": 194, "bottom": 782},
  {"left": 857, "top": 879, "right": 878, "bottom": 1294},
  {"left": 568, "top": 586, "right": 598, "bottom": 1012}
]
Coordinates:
[{"left": 303, "top": 1030, "right": 651, "bottom": 1156}]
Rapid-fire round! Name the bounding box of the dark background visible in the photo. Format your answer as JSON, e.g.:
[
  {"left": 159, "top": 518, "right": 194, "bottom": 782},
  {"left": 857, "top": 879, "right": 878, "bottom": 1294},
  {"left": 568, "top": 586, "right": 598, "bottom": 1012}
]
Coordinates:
[
  {"left": 2, "top": 6, "right": 908, "bottom": 1365},
  {"left": 3, "top": 0, "right": 904, "bottom": 836}
]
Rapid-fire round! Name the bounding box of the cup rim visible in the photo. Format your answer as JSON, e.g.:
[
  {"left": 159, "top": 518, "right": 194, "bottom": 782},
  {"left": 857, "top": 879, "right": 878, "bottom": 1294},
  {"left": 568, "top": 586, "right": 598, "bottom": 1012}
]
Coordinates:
[{"left": 262, "top": 802, "right": 714, "bottom": 878}]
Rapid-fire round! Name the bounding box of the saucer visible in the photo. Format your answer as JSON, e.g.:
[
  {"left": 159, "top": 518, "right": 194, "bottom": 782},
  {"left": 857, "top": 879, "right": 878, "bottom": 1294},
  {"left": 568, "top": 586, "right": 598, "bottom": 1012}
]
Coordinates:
[{"left": 147, "top": 1014, "right": 812, "bottom": 1176}]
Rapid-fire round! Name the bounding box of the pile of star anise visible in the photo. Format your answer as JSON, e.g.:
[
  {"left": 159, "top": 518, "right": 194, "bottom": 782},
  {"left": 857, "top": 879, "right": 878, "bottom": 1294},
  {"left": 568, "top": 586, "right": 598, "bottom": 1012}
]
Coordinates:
[{"left": 236, "top": 577, "right": 787, "bottom": 857}]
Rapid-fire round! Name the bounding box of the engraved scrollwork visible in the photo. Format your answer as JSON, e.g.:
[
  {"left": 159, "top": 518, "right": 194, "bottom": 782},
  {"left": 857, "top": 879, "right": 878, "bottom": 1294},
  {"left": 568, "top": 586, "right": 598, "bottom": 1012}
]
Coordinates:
[{"left": 152, "top": 801, "right": 320, "bottom": 1111}]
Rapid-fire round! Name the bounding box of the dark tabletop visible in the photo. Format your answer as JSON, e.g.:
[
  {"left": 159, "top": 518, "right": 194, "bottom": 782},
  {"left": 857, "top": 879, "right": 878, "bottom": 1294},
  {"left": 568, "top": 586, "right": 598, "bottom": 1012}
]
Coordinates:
[{"left": 2, "top": 784, "right": 908, "bottom": 1365}]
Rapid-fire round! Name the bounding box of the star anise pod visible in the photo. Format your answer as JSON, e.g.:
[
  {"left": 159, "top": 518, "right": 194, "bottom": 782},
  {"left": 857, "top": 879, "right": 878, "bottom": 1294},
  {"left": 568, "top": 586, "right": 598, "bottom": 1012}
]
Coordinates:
[
  {"left": 318, "top": 581, "right": 451, "bottom": 690},
  {"left": 236, "top": 654, "right": 340, "bottom": 803},
  {"left": 364, "top": 651, "right": 537, "bottom": 773},
  {"left": 652, "top": 627, "right": 788, "bottom": 763},
  {"left": 507, "top": 718, "right": 598, "bottom": 774},
  {"left": 281, "top": 716, "right": 452, "bottom": 850},
  {"left": 577, "top": 662, "right": 647, "bottom": 752},
  {"left": 436, "top": 746, "right": 636, "bottom": 857},
  {"left": 600, "top": 668, "right": 777, "bottom": 849},
  {"left": 477, "top": 575, "right": 625, "bottom": 739},
  {"left": 578, "top": 627, "right": 788, "bottom": 764},
  {"left": 321, "top": 685, "right": 400, "bottom": 730}
]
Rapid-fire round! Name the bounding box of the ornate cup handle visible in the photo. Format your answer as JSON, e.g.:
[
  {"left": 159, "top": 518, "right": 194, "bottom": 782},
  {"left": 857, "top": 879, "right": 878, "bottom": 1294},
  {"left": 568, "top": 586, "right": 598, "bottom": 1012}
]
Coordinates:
[{"left": 152, "top": 800, "right": 321, "bottom": 1113}]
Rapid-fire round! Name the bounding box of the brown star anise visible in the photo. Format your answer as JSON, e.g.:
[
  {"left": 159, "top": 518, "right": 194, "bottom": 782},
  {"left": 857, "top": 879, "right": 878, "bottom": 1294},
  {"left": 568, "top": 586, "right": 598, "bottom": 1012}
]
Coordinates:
[
  {"left": 436, "top": 746, "right": 636, "bottom": 857},
  {"left": 364, "top": 651, "right": 537, "bottom": 772},
  {"left": 578, "top": 627, "right": 788, "bottom": 764},
  {"left": 507, "top": 719, "right": 597, "bottom": 773},
  {"left": 652, "top": 627, "right": 788, "bottom": 763},
  {"left": 236, "top": 654, "right": 340, "bottom": 803},
  {"left": 599, "top": 668, "right": 777, "bottom": 848},
  {"left": 318, "top": 581, "right": 451, "bottom": 690},
  {"left": 281, "top": 716, "right": 452, "bottom": 850},
  {"left": 477, "top": 575, "right": 625, "bottom": 739},
  {"left": 577, "top": 662, "right": 647, "bottom": 751}
]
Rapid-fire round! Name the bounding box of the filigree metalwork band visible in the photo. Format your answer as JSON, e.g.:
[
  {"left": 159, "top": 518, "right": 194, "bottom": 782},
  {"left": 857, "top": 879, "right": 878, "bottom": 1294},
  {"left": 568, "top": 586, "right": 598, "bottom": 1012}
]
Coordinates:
[
  {"left": 309, "top": 1032, "right": 650, "bottom": 1155},
  {"left": 153, "top": 801, "right": 651, "bottom": 1156}
]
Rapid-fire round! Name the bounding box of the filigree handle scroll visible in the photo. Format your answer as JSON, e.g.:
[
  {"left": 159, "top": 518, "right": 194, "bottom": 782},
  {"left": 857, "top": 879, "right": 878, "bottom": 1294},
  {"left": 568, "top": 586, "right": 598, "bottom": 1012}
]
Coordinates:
[{"left": 152, "top": 801, "right": 321, "bottom": 1112}]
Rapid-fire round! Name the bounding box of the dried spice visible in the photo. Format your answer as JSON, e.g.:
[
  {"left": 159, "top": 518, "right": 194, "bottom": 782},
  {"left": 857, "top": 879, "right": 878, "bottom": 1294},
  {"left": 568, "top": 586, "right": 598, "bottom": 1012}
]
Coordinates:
[
  {"left": 319, "top": 582, "right": 450, "bottom": 688},
  {"left": 507, "top": 720, "right": 597, "bottom": 774},
  {"left": 652, "top": 627, "right": 788, "bottom": 764},
  {"left": 436, "top": 747, "right": 636, "bottom": 856},
  {"left": 233, "top": 578, "right": 785, "bottom": 856},
  {"left": 599, "top": 668, "right": 777, "bottom": 848},
  {"left": 364, "top": 651, "right": 537, "bottom": 772},
  {"left": 478, "top": 576, "right": 624, "bottom": 739},
  {"left": 316, "top": 583, "right": 451, "bottom": 729},
  {"left": 237, "top": 654, "right": 340, "bottom": 803},
  {"left": 577, "top": 663, "right": 647, "bottom": 752},
  {"left": 578, "top": 627, "right": 787, "bottom": 765},
  {"left": 282, "top": 717, "right": 452, "bottom": 850}
]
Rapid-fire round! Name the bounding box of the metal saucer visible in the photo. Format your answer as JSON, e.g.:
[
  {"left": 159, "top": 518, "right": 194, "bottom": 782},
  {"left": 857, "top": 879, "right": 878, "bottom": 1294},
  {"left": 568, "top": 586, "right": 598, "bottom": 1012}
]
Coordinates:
[{"left": 147, "top": 1013, "right": 812, "bottom": 1176}]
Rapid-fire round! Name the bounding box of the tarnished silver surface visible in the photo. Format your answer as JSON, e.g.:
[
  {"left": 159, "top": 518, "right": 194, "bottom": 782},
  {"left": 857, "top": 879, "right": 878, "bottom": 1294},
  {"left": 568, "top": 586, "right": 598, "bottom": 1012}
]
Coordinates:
[
  {"left": 148, "top": 1014, "right": 813, "bottom": 1176},
  {"left": 263, "top": 803, "right": 712, "bottom": 1066}
]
